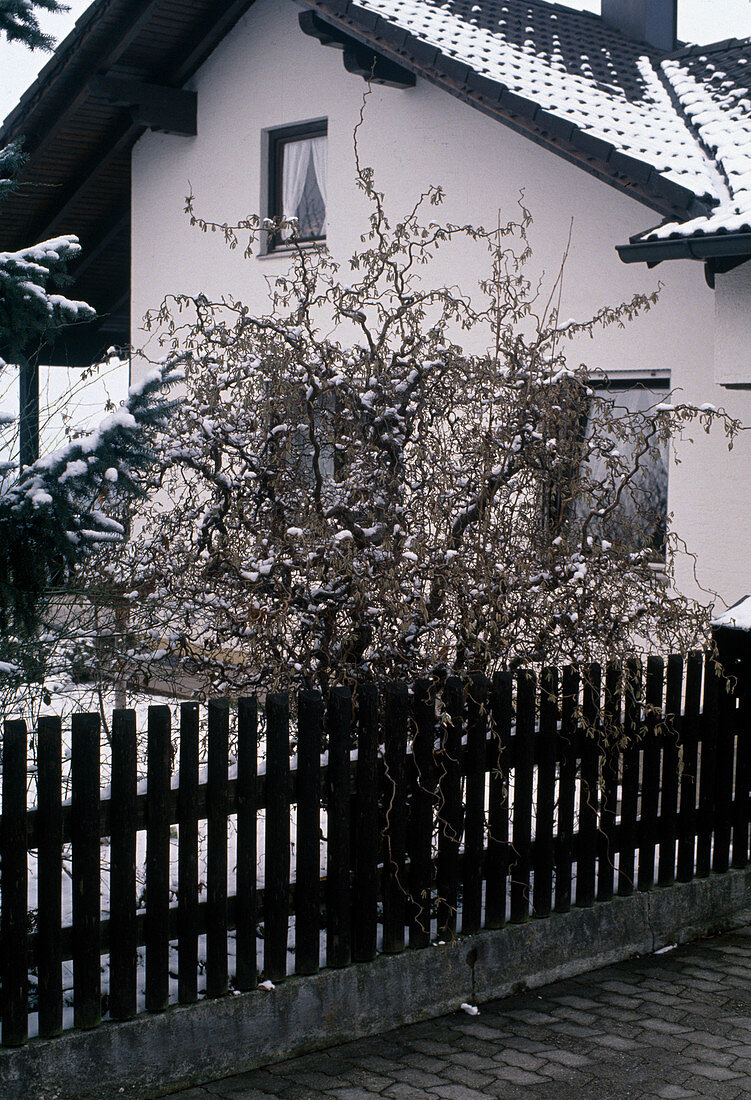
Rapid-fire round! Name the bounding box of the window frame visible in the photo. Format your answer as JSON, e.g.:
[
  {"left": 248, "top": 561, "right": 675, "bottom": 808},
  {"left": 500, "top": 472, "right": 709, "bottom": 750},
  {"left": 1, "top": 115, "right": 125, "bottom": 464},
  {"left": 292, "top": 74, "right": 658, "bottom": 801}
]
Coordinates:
[{"left": 265, "top": 118, "right": 328, "bottom": 253}]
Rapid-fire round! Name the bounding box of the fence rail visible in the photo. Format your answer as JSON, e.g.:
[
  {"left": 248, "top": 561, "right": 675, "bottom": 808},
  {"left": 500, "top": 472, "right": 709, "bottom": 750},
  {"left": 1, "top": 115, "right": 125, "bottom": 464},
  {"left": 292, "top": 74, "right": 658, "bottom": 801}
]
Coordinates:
[{"left": 1, "top": 651, "right": 749, "bottom": 1046}]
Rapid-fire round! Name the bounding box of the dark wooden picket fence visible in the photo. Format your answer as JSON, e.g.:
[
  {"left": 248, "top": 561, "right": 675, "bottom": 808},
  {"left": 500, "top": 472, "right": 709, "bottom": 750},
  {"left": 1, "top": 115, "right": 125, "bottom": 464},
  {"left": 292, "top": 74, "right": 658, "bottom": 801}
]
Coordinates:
[{"left": 1, "top": 651, "right": 749, "bottom": 1047}]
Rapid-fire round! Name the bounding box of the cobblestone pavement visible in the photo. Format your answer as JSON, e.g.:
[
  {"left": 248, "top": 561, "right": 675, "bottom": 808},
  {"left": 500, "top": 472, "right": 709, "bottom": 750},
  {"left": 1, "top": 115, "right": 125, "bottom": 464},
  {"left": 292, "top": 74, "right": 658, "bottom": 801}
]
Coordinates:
[{"left": 172, "top": 925, "right": 751, "bottom": 1099}]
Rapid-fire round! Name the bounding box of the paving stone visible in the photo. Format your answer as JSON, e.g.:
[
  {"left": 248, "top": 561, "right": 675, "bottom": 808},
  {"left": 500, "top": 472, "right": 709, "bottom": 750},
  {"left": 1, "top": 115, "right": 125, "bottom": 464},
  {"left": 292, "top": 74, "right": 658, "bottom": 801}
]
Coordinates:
[
  {"left": 656, "top": 1086, "right": 699, "bottom": 1098},
  {"left": 330, "top": 1091, "right": 382, "bottom": 1100},
  {"left": 590, "top": 1034, "right": 640, "bottom": 1051},
  {"left": 494, "top": 1048, "right": 548, "bottom": 1072},
  {"left": 638, "top": 1018, "right": 692, "bottom": 1035},
  {"left": 433, "top": 1088, "right": 490, "bottom": 1100},
  {"left": 382, "top": 1084, "right": 430, "bottom": 1099},
  {"left": 688, "top": 1064, "right": 742, "bottom": 1081},
  {"left": 537, "top": 1049, "right": 591, "bottom": 1068},
  {"left": 493, "top": 1065, "right": 550, "bottom": 1084},
  {"left": 689, "top": 1031, "right": 736, "bottom": 1050},
  {"left": 442, "top": 1064, "right": 497, "bottom": 1090}
]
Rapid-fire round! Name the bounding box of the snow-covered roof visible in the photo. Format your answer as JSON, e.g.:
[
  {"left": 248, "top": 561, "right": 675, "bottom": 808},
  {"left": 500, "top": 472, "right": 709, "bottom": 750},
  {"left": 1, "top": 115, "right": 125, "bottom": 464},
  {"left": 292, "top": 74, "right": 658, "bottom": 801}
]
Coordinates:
[
  {"left": 637, "top": 40, "right": 751, "bottom": 242},
  {"left": 712, "top": 595, "right": 751, "bottom": 632},
  {"left": 350, "top": 0, "right": 721, "bottom": 203},
  {"left": 315, "top": 0, "right": 751, "bottom": 249}
]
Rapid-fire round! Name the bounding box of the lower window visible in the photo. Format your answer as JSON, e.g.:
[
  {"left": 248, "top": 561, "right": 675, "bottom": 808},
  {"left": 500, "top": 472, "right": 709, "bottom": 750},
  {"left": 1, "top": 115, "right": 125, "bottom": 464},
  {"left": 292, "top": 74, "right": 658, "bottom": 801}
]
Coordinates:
[{"left": 573, "top": 377, "right": 670, "bottom": 557}]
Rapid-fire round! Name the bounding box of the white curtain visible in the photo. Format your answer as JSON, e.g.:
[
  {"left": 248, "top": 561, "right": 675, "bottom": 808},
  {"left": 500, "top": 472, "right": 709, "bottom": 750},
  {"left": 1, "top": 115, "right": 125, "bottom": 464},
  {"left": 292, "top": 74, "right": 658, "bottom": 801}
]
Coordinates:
[
  {"left": 281, "top": 139, "right": 313, "bottom": 239},
  {"left": 310, "top": 135, "right": 328, "bottom": 232}
]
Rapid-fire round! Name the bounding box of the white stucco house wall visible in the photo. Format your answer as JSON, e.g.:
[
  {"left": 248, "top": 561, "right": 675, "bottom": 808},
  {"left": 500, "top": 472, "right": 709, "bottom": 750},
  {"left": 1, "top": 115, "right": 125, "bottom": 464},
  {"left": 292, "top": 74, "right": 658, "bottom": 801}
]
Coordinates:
[{"left": 2, "top": 0, "right": 750, "bottom": 608}]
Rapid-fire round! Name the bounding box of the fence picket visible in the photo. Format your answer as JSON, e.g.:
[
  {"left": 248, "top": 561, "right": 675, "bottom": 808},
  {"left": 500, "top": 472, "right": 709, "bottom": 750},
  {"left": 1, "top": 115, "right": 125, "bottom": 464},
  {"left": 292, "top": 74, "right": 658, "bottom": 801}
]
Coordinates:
[
  {"left": 265, "top": 694, "right": 290, "bottom": 982},
  {"left": 409, "top": 679, "right": 436, "bottom": 948},
  {"left": 638, "top": 657, "right": 663, "bottom": 891},
  {"left": 236, "top": 697, "right": 258, "bottom": 991},
  {"left": 353, "top": 684, "right": 379, "bottom": 962},
  {"left": 295, "top": 691, "right": 322, "bottom": 976},
  {"left": 556, "top": 667, "right": 579, "bottom": 914},
  {"left": 177, "top": 702, "right": 199, "bottom": 1004},
  {"left": 510, "top": 670, "right": 535, "bottom": 923},
  {"left": 463, "top": 675, "right": 488, "bottom": 933},
  {"left": 109, "top": 709, "right": 137, "bottom": 1021},
  {"left": 486, "top": 672, "right": 512, "bottom": 928},
  {"left": 2, "top": 720, "right": 28, "bottom": 1047},
  {"left": 206, "top": 701, "right": 229, "bottom": 998},
  {"left": 598, "top": 663, "right": 621, "bottom": 902},
  {"left": 697, "top": 655, "right": 719, "bottom": 878},
  {"left": 437, "top": 677, "right": 464, "bottom": 937},
  {"left": 71, "top": 713, "right": 101, "bottom": 1030},
  {"left": 577, "top": 664, "right": 600, "bottom": 908},
  {"left": 677, "top": 653, "right": 702, "bottom": 882},
  {"left": 534, "top": 668, "right": 557, "bottom": 918},
  {"left": 37, "top": 715, "right": 63, "bottom": 1038},
  {"left": 327, "top": 686, "right": 352, "bottom": 967},
  {"left": 658, "top": 655, "right": 683, "bottom": 887},
  {"left": 383, "top": 683, "right": 408, "bottom": 953},
  {"left": 618, "top": 659, "right": 641, "bottom": 896},
  {"left": 145, "top": 706, "right": 172, "bottom": 1012},
  {"left": 732, "top": 670, "right": 751, "bottom": 869},
  {"left": 713, "top": 668, "right": 734, "bottom": 875}
]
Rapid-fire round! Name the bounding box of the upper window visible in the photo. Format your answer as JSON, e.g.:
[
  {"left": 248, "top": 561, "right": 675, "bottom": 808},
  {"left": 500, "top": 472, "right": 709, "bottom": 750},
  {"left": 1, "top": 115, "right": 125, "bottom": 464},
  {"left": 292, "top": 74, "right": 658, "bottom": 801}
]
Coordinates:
[{"left": 267, "top": 121, "right": 327, "bottom": 249}]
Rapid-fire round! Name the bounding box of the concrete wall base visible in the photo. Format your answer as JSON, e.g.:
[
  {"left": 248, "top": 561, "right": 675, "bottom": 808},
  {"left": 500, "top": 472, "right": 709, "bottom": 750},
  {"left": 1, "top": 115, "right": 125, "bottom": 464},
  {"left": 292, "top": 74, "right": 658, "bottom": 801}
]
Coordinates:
[{"left": 3, "top": 868, "right": 751, "bottom": 1099}]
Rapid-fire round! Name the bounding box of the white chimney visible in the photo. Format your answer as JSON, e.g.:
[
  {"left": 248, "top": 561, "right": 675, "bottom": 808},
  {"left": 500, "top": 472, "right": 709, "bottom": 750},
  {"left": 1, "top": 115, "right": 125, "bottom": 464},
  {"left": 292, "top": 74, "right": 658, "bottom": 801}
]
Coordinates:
[{"left": 601, "top": 0, "right": 678, "bottom": 51}]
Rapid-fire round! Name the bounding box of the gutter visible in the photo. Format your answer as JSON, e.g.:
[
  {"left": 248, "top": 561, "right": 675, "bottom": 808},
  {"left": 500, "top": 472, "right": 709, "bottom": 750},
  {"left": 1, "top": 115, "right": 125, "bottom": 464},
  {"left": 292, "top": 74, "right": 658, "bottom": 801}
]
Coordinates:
[{"left": 617, "top": 230, "right": 751, "bottom": 265}]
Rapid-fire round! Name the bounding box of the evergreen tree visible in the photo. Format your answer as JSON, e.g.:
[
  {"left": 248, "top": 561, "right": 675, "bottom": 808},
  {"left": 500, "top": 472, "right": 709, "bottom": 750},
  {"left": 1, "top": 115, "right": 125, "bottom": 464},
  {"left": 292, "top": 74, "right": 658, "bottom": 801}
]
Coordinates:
[
  {"left": 0, "top": 1, "right": 182, "bottom": 674},
  {"left": 0, "top": 0, "right": 66, "bottom": 51}
]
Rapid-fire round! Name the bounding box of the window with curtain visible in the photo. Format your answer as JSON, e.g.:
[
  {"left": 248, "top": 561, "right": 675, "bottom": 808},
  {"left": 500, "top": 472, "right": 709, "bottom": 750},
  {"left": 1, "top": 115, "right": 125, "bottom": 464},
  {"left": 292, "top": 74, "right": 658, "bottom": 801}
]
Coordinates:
[{"left": 267, "top": 121, "right": 327, "bottom": 249}]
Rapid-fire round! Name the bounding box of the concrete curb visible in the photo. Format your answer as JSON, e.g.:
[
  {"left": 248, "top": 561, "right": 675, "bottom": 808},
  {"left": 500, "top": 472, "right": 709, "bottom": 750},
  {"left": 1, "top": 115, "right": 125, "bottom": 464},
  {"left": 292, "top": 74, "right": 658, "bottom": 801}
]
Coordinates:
[{"left": 4, "top": 868, "right": 751, "bottom": 1099}]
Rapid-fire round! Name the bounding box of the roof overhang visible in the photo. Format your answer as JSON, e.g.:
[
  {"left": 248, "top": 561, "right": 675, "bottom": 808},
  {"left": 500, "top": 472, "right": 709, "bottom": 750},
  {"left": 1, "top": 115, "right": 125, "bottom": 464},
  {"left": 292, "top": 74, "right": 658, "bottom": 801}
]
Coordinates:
[
  {"left": 616, "top": 230, "right": 751, "bottom": 287},
  {"left": 0, "top": 0, "right": 259, "bottom": 367},
  {"left": 618, "top": 231, "right": 751, "bottom": 265}
]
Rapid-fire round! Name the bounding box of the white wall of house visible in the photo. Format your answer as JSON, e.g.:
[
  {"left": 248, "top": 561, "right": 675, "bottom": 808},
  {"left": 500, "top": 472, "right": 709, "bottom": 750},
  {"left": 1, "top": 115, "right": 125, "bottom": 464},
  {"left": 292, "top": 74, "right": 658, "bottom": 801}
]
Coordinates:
[{"left": 130, "top": 0, "right": 751, "bottom": 607}]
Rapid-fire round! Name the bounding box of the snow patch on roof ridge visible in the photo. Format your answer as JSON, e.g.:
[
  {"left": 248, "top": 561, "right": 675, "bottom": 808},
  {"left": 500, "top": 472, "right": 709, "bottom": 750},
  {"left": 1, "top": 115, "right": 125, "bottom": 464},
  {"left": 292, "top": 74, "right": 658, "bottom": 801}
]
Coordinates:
[
  {"left": 646, "top": 56, "right": 751, "bottom": 240},
  {"left": 662, "top": 57, "right": 751, "bottom": 202},
  {"left": 353, "top": 0, "right": 720, "bottom": 200}
]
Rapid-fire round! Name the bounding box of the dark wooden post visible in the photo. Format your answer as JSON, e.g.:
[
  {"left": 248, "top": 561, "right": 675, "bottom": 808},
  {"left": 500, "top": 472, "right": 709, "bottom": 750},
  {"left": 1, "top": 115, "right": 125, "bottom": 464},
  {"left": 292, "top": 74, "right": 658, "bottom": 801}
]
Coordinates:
[
  {"left": 37, "top": 715, "right": 63, "bottom": 1037},
  {"left": 535, "top": 668, "right": 557, "bottom": 918},
  {"left": 510, "top": 670, "right": 535, "bottom": 923},
  {"left": 145, "top": 706, "right": 172, "bottom": 1012},
  {"left": 177, "top": 702, "right": 199, "bottom": 1003},
  {"left": 264, "top": 694, "right": 290, "bottom": 982},
  {"left": 409, "top": 679, "right": 436, "bottom": 948},
  {"left": 18, "top": 353, "right": 39, "bottom": 470},
  {"left": 486, "top": 672, "right": 512, "bottom": 927},
  {"left": 2, "top": 721, "right": 28, "bottom": 1046},
  {"left": 236, "top": 697, "right": 258, "bottom": 991},
  {"left": 353, "top": 684, "right": 380, "bottom": 961},
  {"left": 295, "top": 691, "right": 322, "bottom": 975},
  {"left": 206, "top": 700, "right": 229, "bottom": 998},
  {"left": 109, "top": 709, "right": 138, "bottom": 1021},
  {"left": 382, "top": 683, "right": 408, "bottom": 953},
  {"left": 327, "top": 686, "right": 352, "bottom": 968},
  {"left": 71, "top": 713, "right": 101, "bottom": 1030}
]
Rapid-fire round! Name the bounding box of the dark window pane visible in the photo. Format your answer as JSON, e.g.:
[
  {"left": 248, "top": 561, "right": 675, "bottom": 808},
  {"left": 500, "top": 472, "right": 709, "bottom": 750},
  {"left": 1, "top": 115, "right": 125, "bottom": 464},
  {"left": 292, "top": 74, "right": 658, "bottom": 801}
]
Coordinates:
[{"left": 575, "top": 385, "right": 669, "bottom": 555}]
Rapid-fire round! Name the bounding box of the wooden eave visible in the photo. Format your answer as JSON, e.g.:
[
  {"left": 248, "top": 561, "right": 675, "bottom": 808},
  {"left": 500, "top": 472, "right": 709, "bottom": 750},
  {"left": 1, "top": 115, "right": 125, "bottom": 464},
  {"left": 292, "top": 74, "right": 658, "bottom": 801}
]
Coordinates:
[{"left": 0, "top": 0, "right": 259, "bottom": 366}]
